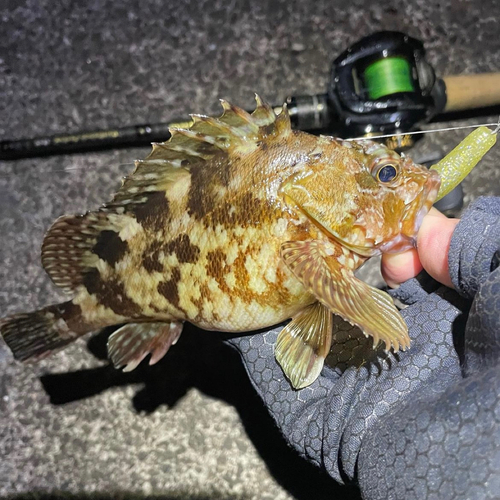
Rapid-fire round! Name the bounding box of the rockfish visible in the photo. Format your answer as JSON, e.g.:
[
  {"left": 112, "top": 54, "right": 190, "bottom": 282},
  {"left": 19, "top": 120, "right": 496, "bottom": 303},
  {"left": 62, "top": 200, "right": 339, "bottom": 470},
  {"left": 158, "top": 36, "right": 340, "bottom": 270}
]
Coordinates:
[{"left": 0, "top": 96, "right": 440, "bottom": 388}]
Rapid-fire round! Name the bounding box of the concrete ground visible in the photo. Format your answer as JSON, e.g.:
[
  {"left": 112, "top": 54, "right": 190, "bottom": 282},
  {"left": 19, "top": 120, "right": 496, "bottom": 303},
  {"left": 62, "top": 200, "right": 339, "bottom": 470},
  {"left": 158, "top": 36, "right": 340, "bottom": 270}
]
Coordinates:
[{"left": 1, "top": 1, "right": 500, "bottom": 499}]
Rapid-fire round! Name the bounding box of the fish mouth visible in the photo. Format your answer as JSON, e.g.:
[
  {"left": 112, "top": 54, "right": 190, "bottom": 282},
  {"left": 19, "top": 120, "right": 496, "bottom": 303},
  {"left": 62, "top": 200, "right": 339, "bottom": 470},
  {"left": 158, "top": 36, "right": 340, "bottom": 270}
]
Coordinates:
[{"left": 380, "top": 169, "right": 441, "bottom": 254}]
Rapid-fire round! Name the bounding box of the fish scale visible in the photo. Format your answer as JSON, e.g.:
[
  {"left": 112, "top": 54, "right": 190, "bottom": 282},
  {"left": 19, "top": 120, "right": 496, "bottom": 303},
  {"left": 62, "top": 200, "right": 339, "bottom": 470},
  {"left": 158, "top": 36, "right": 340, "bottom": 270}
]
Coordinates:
[{"left": 1, "top": 95, "right": 442, "bottom": 389}]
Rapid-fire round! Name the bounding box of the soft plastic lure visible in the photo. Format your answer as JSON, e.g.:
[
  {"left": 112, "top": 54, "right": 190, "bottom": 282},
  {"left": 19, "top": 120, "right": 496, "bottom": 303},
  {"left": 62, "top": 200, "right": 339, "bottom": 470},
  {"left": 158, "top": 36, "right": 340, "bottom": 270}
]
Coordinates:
[{"left": 430, "top": 125, "right": 497, "bottom": 201}]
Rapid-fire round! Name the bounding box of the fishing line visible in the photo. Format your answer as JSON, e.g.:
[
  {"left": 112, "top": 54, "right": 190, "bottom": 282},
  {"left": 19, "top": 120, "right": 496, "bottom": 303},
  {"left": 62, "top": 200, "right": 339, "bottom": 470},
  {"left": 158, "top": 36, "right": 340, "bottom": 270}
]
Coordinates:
[{"left": 347, "top": 122, "right": 500, "bottom": 141}]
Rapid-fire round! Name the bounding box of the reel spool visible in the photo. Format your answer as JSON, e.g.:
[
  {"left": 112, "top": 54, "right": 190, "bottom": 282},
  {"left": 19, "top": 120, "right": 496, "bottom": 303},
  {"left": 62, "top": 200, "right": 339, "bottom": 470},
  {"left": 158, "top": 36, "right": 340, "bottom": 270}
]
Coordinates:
[{"left": 327, "top": 31, "right": 446, "bottom": 145}]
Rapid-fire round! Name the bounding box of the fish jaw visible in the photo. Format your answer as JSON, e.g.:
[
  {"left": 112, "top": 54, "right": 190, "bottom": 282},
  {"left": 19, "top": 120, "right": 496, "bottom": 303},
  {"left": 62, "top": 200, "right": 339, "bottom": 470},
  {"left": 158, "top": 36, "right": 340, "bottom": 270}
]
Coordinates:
[{"left": 379, "top": 168, "right": 441, "bottom": 254}]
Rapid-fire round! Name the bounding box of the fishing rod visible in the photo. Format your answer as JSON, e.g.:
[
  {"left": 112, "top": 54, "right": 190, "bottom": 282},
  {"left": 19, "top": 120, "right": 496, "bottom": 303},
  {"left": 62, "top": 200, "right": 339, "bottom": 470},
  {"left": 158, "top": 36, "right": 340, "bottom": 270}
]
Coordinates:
[{"left": 2, "top": 31, "right": 500, "bottom": 160}]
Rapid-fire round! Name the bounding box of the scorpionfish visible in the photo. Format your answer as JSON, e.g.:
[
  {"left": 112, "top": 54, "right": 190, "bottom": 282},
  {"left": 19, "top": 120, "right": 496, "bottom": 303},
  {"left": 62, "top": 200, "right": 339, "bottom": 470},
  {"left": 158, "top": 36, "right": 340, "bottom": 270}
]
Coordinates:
[{"left": 0, "top": 95, "right": 440, "bottom": 388}]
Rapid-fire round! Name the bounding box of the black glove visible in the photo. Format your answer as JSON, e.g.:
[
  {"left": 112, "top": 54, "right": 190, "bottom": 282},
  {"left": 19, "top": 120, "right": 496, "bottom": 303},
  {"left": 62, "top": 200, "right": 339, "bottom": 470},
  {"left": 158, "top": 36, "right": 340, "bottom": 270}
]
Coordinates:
[{"left": 227, "top": 197, "right": 500, "bottom": 500}]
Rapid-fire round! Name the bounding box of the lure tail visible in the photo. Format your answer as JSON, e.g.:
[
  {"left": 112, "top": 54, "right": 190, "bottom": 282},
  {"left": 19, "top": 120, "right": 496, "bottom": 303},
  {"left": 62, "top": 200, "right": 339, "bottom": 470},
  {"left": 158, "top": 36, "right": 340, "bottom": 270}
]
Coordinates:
[{"left": 0, "top": 301, "right": 89, "bottom": 362}]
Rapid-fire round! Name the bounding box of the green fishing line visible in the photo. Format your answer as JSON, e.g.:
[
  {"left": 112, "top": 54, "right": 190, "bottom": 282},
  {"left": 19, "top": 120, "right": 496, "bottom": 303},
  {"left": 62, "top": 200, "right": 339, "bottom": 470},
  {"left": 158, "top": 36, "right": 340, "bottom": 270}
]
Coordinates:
[{"left": 364, "top": 56, "right": 414, "bottom": 100}]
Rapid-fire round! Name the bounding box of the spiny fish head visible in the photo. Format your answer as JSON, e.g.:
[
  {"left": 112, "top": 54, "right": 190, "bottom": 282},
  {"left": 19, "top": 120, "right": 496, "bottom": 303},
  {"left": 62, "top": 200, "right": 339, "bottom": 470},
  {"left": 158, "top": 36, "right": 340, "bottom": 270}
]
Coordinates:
[
  {"left": 281, "top": 137, "right": 440, "bottom": 256},
  {"left": 358, "top": 140, "right": 441, "bottom": 253}
]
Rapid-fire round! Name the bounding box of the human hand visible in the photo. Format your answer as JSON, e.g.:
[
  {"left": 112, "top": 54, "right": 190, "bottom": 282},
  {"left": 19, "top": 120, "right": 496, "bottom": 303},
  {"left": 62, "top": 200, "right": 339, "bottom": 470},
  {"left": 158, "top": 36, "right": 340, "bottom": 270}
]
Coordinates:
[
  {"left": 381, "top": 207, "right": 459, "bottom": 289},
  {"left": 227, "top": 197, "right": 500, "bottom": 499}
]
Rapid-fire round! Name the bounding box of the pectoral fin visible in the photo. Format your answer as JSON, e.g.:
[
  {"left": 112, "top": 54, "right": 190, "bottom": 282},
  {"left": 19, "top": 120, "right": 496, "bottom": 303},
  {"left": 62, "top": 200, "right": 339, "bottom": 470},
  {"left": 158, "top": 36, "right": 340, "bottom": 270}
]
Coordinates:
[
  {"left": 275, "top": 302, "right": 333, "bottom": 389},
  {"left": 281, "top": 240, "right": 410, "bottom": 352},
  {"left": 107, "top": 321, "right": 183, "bottom": 372}
]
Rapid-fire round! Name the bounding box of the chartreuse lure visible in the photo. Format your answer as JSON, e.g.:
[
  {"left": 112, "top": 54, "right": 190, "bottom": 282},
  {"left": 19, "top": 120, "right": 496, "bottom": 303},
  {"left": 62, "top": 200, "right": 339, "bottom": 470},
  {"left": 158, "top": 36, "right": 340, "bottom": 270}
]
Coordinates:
[{"left": 430, "top": 125, "right": 497, "bottom": 201}]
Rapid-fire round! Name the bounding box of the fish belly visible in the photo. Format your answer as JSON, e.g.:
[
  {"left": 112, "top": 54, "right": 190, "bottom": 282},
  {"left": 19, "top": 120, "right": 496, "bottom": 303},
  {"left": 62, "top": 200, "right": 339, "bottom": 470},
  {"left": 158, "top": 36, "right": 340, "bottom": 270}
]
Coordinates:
[{"left": 156, "top": 232, "right": 314, "bottom": 332}]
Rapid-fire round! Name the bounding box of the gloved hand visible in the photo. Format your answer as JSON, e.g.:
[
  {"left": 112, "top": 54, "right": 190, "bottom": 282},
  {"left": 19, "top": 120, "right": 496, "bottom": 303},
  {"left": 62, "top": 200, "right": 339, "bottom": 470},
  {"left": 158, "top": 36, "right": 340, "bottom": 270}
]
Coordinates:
[{"left": 227, "top": 197, "right": 500, "bottom": 500}]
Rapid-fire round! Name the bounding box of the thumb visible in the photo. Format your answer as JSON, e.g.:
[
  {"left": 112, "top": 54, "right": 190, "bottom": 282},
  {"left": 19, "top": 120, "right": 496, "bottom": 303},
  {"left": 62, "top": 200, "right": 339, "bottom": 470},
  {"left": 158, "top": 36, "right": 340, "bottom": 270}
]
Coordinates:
[{"left": 382, "top": 208, "right": 459, "bottom": 288}]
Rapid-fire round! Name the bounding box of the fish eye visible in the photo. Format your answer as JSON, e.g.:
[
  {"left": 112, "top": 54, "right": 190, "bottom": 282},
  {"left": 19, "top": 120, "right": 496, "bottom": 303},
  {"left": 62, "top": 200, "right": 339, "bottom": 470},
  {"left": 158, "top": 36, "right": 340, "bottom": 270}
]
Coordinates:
[{"left": 374, "top": 163, "right": 399, "bottom": 183}]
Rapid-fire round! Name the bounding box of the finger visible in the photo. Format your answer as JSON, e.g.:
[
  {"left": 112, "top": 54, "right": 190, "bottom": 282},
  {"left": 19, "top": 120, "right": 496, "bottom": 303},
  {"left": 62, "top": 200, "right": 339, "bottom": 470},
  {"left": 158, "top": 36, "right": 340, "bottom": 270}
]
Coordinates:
[
  {"left": 381, "top": 208, "right": 457, "bottom": 288},
  {"left": 382, "top": 248, "right": 423, "bottom": 288}
]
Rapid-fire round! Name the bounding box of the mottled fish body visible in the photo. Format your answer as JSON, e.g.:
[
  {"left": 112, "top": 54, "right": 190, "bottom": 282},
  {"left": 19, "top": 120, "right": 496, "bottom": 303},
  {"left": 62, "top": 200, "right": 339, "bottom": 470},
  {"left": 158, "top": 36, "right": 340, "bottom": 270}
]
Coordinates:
[{"left": 1, "top": 96, "right": 440, "bottom": 388}]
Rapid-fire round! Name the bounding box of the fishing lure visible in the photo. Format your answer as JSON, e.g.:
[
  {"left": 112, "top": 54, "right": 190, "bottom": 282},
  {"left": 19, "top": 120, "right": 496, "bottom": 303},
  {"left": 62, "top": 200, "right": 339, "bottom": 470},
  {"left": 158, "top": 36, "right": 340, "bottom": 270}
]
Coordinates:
[{"left": 430, "top": 125, "right": 497, "bottom": 201}]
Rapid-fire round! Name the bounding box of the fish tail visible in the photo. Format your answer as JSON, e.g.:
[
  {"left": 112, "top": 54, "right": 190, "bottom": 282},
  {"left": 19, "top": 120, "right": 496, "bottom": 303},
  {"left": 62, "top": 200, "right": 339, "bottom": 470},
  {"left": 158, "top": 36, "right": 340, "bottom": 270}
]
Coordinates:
[{"left": 0, "top": 301, "right": 89, "bottom": 362}]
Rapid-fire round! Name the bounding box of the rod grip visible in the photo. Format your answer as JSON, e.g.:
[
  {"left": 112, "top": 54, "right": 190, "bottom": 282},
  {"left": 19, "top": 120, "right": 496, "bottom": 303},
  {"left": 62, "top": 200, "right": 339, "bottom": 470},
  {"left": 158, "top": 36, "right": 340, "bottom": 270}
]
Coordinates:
[{"left": 443, "top": 73, "right": 500, "bottom": 112}]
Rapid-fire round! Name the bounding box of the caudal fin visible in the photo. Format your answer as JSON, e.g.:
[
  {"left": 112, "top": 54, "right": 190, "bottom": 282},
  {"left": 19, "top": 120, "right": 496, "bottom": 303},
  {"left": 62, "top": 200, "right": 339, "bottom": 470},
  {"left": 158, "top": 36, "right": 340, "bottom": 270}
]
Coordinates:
[{"left": 0, "top": 302, "right": 87, "bottom": 362}]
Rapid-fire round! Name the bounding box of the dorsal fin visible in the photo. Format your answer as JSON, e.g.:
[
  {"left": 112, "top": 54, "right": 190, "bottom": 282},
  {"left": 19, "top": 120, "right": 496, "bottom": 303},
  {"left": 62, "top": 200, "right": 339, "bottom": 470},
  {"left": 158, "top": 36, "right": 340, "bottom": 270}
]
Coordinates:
[
  {"left": 111, "top": 95, "right": 290, "bottom": 207},
  {"left": 41, "top": 96, "right": 290, "bottom": 294}
]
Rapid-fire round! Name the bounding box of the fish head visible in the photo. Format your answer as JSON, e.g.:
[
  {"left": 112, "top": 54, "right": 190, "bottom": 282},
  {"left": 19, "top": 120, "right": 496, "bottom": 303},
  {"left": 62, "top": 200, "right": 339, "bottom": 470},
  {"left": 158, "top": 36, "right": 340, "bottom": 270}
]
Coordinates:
[{"left": 281, "top": 136, "right": 441, "bottom": 256}]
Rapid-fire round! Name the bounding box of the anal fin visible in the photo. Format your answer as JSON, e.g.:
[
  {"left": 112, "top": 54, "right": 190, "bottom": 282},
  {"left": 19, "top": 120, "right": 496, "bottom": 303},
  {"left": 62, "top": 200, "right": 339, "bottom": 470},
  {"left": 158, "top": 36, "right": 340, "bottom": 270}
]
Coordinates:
[
  {"left": 275, "top": 302, "right": 333, "bottom": 389},
  {"left": 107, "top": 321, "right": 183, "bottom": 372}
]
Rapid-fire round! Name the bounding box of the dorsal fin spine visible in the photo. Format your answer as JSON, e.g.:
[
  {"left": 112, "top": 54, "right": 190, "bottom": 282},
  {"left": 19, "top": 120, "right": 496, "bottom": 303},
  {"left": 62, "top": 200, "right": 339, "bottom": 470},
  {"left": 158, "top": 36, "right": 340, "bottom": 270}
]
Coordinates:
[
  {"left": 274, "top": 103, "right": 292, "bottom": 136},
  {"left": 171, "top": 128, "right": 225, "bottom": 148},
  {"left": 190, "top": 114, "right": 248, "bottom": 138},
  {"left": 251, "top": 94, "right": 277, "bottom": 126},
  {"left": 161, "top": 142, "right": 210, "bottom": 158},
  {"left": 220, "top": 99, "right": 257, "bottom": 124}
]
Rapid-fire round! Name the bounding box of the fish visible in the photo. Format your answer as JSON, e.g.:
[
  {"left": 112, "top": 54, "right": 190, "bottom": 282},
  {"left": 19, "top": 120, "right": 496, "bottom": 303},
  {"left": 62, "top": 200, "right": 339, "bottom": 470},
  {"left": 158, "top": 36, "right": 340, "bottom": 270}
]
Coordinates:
[{"left": 0, "top": 95, "right": 441, "bottom": 389}]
